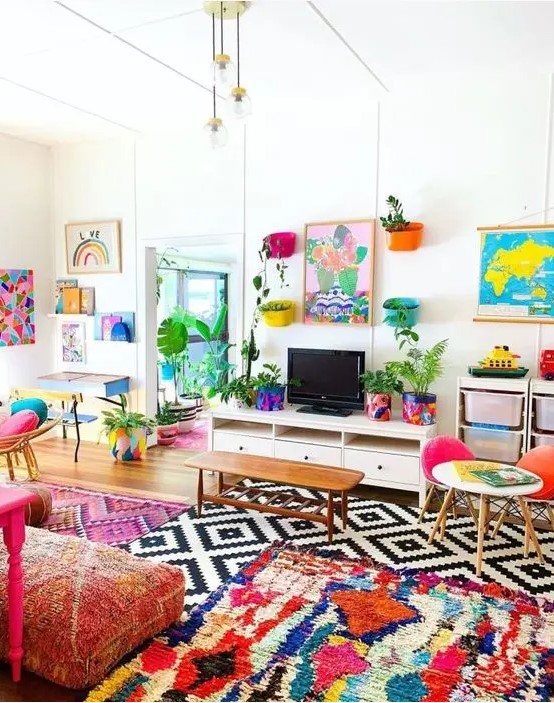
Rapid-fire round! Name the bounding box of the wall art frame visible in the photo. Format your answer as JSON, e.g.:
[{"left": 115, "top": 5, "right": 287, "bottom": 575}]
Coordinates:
[
  {"left": 65, "top": 220, "right": 121, "bottom": 274},
  {"left": 303, "top": 218, "right": 374, "bottom": 325},
  {"left": 474, "top": 223, "right": 554, "bottom": 324}
]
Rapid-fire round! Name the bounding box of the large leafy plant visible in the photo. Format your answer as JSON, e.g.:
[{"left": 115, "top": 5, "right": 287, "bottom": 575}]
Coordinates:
[
  {"left": 386, "top": 340, "right": 448, "bottom": 396},
  {"left": 360, "top": 369, "right": 404, "bottom": 395},
  {"left": 253, "top": 363, "right": 301, "bottom": 390},
  {"left": 380, "top": 195, "right": 410, "bottom": 232},
  {"left": 157, "top": 316, "right": 188, "bottom": 400}
]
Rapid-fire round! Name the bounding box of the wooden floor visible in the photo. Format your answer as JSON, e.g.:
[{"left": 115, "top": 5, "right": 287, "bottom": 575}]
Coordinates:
[{"left": 0, "top": 436, "right": 417, "bottom": 702}]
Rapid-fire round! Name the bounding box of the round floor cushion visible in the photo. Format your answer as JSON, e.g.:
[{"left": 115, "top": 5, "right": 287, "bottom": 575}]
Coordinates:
[
  {"left": 0, "top": 482, "right": 52, "bottom": 526},
  {"left": 10, "top": 398, "right": 49, "bottom": 427}
]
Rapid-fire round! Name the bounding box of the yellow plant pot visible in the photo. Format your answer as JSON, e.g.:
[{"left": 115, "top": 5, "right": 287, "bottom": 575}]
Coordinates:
[{"left": 261, "top": 301, "right": 294, "bottom": 327}]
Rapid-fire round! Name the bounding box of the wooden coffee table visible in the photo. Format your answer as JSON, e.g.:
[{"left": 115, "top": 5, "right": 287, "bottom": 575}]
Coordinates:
[{"left": 184, "top": 451, "right": 364, "bottom": 543}]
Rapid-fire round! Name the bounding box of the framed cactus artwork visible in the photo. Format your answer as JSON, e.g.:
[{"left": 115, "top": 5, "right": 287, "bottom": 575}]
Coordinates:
[{"left": 303, "top": 219, "right": 374, "bottom": 324}]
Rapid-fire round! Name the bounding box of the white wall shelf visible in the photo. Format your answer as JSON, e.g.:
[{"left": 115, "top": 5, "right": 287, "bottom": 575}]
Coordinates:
[{"left": 209, "top": 405, "right": 437, "bottom": 506}]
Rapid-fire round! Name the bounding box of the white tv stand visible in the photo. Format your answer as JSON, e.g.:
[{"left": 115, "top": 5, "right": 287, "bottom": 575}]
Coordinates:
[{"left": 208, "top": 405, "right": 437, "bottom": 507}]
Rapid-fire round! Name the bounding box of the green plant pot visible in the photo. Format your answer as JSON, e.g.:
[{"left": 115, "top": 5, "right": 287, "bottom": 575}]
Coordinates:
[{"left": 383, "top": 297, "right": 420, "bottom": 327}]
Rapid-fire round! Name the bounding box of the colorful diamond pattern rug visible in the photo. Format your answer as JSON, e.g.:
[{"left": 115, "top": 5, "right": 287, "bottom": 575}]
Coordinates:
[
  {"left": 40, "top": 482, "right": 191, "bottom": 546},
  {"left": 125, "top": 479, "right": 554, "bottom": 610},
  {"left": 86, "top": 545, "right": 554, "bottom": 702}
]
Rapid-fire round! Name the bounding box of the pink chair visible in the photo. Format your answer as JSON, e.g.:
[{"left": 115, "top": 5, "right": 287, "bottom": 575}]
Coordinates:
[{"left": 418, "top": 435, "right": 479, "bottom": 537}]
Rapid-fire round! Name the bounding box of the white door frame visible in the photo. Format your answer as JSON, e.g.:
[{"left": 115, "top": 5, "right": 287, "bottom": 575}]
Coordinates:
[{"left": 137, "top": 233, "right": 245, "bottom": 425}]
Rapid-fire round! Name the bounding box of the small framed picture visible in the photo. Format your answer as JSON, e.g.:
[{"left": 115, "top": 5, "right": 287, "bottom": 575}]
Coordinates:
[
  {"left": 65, "top": 220, "right": 121, "bottom": 274},
  {"left": 61, "top": 322, "right": 86, "bottom": 363}
]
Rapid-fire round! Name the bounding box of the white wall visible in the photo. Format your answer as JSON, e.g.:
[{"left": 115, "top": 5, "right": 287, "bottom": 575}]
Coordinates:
[
  {"left": 51, "top": 72, "right": 554, "bottom": 436},
  {"left": 0, "top": 133, "right": 53, "bottom": 405}
]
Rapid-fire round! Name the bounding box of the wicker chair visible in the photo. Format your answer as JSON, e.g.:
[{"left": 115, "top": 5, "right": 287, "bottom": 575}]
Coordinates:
[{"left": 0, "top": 408, "right": 62, "bottom": 481}]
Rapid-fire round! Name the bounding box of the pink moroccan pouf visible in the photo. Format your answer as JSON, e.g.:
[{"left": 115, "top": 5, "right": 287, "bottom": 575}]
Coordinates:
[{"left": 0, "top": 527, "right": 185, "bottom": 688}]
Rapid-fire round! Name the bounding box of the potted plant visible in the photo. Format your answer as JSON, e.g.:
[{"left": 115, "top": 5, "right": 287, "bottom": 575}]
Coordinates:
[
  {"left": 252, "top": 363, "right": 300, "bottom": 411},
  {"left": 178, "top": 356, "right": 206, "bottom": 418},
  {"left": 386, "top": 340, "right": 448, "bottom": 425},
  {"left": 157, "top": 315, "right": 188, "bottom": 404},
  {"left": 380, "top": 195, "right": 424, "bottom": 251},
  {"left": 383, "top": 297, "right": 420, "bottom": 329},
  {"left": 259, "top": 300, "right": 295, "bottom": 327},
  {"left": 360, "top": 369, "right": 404, "bottom": 422},
  {"left": 219, "top": 374, "right": 256, "bottom": 409},
  {"left": 155, "top": 401, "right": 180, "bottom": 446},
  {"left": 99, "top": 397, "right": 155, "bottom": 461}
]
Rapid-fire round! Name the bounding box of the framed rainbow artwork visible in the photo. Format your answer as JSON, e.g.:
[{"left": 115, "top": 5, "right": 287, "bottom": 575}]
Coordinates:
[{"left": 65, "top": 220, "right": 121, "bottom": 274}]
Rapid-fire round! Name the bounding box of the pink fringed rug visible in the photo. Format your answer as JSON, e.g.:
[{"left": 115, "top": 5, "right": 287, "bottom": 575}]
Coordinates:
[
  {"left": 173, "top": 419, "right": 208, "bottom": 452},
  {"left": 39, "top": 483, "right": 190, "bottom": 546}
]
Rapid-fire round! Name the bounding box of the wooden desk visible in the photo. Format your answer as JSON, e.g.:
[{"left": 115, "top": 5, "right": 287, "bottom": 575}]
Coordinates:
[
  {"left": 0, "top": 486, "right": 33, "bottom": 682},
  {"left": 185, "top": 451, "right": 364, "bottom": 543}
]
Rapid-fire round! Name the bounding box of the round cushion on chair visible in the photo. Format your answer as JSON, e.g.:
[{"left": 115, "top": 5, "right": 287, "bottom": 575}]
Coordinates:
[
  {"left": 516, "top": 446, "right": 554, "bottom": 500},
  {"left": 0, "top": 482, "right": 52, "bottom": 526},
  {"left": 10, "top": 398, "right": 48, "bottom": 427},
  {"left": 421, "top": 435, "right": 476, "bottom": 482},
  {"left": 0, "top": 409, "right": 39, "bottom": 437}
]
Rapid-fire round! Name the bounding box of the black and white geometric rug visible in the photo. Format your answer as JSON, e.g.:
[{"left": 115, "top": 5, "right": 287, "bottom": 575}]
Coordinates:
[{"left": 124, "top": 480, "right": 554, "bottom": 610}]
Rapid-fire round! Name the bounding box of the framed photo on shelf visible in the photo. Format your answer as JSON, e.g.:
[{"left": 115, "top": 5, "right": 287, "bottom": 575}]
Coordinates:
[
  {"left": 475, "top": 224, "right": 554, "bottom": 324},
  {"left": 303, "top": 218, "right": 374, "bottom": 324},
  {"left": 65, "top": 220, "right": 121, "bottom": 274}
]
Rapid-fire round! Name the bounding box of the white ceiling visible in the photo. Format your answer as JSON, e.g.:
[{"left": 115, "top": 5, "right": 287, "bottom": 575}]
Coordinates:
[{"left": 1, "top": 1, "right": 554, "bottom": 144}]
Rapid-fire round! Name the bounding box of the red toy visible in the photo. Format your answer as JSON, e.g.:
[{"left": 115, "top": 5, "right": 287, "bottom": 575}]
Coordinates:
[{"left": 539, "top": 349, "right": 554, "bottom": 380}]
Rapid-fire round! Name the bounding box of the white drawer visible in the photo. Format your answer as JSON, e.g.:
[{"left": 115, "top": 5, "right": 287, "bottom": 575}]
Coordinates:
[
  {"left": 274, "top": 440, "right": 342, "bottom": 467},
  {"left": 343, "top": 449, "right": 420, "bottom": 486},
  {"left": 213, "top": 432, "right": 273, "bottom": 457}
]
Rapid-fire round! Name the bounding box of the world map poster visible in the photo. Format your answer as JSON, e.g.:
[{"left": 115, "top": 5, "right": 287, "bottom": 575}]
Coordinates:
[{"left": 477, "top": 225, "right": 554, "bottom": 321}]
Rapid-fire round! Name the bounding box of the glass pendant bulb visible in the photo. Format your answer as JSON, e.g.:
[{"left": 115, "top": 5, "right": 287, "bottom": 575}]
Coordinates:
[
  {"left": 204, "top": 117, "right": 228, "bottom": 148},
  {"left": 211, "top": 53, "right": 235, "bottom": 85},
  {"left": 227, "top": 86, "right": 252, "bottom": 119}
]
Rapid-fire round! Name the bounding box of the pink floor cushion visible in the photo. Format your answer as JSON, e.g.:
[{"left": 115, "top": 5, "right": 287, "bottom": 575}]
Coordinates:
[
  {"left": 0, "top": 527, "right": 185, "bottom": 688},
  {"left": 517, "top": 446, "right": 554, "bottom": 500},
  {"left": 421, "top": 435, "right": 475, "bottom": 482},
  {"left": 0, "top": 409, "right": 39, "bottom": 437}
]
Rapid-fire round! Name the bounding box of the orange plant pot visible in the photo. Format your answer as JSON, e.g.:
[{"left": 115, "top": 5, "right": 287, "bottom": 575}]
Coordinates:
[{"left": 386, "top": 222, "right": 424, "bottom": 251}]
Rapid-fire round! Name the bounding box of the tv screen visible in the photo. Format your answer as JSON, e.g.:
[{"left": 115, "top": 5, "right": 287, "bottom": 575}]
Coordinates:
[{"left": 287, "top": 348, "right": 365, "bottom": 411}]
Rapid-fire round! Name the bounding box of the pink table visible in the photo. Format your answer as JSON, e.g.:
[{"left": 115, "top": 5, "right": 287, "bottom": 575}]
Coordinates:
[{"left": 0, "top": 486, "right": 32, "bottom": 682}]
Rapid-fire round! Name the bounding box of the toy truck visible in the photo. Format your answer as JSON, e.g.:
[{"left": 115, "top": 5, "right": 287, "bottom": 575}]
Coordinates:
[{"left": 539, "top": 349, "right": 554, "bottom": 380}]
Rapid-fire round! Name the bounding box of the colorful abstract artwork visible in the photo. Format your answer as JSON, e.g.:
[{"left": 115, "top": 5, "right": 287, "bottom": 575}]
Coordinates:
[
  {"left": 0, "top": 269, "right": 35, "bottom": 347},
  {"left": 304, "top": 219, "right": 374, "bottom": 324},
  {"left": 86, "top": 545, "right": 554, "bottom": 702},
  {"left": 62, "top": 322, "right": 85, "bottom": 363},
  {"left": 65, "top": 220, "right": 121, "bottom": 274}
]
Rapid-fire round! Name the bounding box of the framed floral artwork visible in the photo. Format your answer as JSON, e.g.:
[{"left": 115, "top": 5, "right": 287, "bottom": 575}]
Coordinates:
[
  {"left": 65, "top": 220, "right": 121, "bottom": 274},
  {"left": 304, "top": 219, "right": 374, "bottom": 324}
]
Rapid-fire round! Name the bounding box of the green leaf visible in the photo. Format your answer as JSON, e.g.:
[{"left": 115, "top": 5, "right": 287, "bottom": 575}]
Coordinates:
[
  {"left": 338, "top": 268, "right": 358, "bottom": 297},
  {"left": 355, "top": 246, "right": 368, "bottom": 264},
  {"left": 317, "top": 268, "right": 335, "bottom": 294},
  {"left": 156, "top": 318, "right": 188, "bottom": 357},
  {"left": 194, "top": 319, "right": 211, "bottom": 343},
  {"left": 212, "top": 303, "right": 228, "bottom": 339},
  {"left": 253, "top": 275, "right": 262, "bottom": 291}
]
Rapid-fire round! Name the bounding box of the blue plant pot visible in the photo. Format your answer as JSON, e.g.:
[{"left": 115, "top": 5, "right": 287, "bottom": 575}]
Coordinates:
[
  {"left": 383, "top": 297, "right": 420, "bottom": 327},
  {"left": 160, "top": 363, "right": 174, "bottom": 381},
  {"left": 255, "top": 386, "right": 285, "bottom": 411}
]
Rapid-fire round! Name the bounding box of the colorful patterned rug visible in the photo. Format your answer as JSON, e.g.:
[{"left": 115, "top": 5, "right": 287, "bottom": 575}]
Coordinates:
[
  {"left": 173, "top": 419, "right": 208, "bottom": 452},
  {"left": 86, "top": 544, "right": 554, "bottom": 702},
  {"left": 40, "top": 483, "right": 190, "bottom": 546}
]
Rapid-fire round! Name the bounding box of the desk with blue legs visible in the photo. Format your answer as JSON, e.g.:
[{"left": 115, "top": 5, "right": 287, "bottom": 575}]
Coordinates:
[{"left": 37, "top": 373, "right": 130, "bottom": 462}]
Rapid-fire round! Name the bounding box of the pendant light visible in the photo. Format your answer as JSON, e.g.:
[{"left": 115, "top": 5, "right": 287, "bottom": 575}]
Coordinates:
[
  {"left": 211, "top": 3, "right": 235, "bottom": 85},
  {"left": 227, "top": 9, "right": 252, "bottom": 119},
  {"left": 204, "top": 11, "right": 228, "bottom": 148}
]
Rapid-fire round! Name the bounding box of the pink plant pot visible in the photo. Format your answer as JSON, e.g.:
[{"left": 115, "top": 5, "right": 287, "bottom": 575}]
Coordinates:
[
  {"left": 366, "top": 393, "right": 392, "bottom": 421},
  {"left": 266, "top": 232, "right": 296, "bottom": 259},
  {"left": 156, "top": 423, "right": 179, "bottom": 446}
]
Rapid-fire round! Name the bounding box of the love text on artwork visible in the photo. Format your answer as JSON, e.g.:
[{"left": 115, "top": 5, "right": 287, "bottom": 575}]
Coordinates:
[{"left": 80, "top": 230, "right": 101, "bottom": 241}]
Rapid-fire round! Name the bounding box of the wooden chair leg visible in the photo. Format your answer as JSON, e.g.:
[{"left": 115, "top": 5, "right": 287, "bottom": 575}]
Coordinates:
[
  {"left": 546, "top": 503, "right": 554, "bottom": 531},
  {"left": 428, "top": 488, "right": 455, "bottom": 544},
  {"left": 6, "top": 454, "right": 15, "bottom": 482},
  {"left": 417, "top": 484, "right": 436, "bottom": 523},
  {"left": 465, "top": 494, "right": 480, "bottom": 529},
  {"left": 519, "top": 497, "right": 544, "bottom": 564},
  {"left": 524, "top": 522, "right": 530, "bottom": 557},
  {"left": 439, "top": 513, "right": 447, "bottom": 541},
  {"left": 476, "top": 494, "right": 489, "bottom": 577},
  {"left": 491, "top": 507, "right": 507, "bottom": 539}
]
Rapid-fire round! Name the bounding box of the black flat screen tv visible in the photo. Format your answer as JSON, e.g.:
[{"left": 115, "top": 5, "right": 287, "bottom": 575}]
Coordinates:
[{"left": 287, "top": 348, "right": 365, "bottom": 416}]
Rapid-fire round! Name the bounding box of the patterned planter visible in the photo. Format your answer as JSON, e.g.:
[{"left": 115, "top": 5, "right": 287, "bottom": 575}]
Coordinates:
[
  {"left": 366, "top": 393, "right": 392, "bottom": 421},
  {"left": 108, "top": 427, "right": 147, "bottom": 461},
  {"left": 156, "top": 423, "right": 179, "bottom": 446},
  {"left": 402, "top": 392, "right": 437, "bottom": 425},
  {"left": 256, "top": 386, "right": 285, "bottom": 411}
]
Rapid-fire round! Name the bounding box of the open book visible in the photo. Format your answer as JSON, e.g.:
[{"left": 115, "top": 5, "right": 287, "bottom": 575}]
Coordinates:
[{"left": 469, "top": 467, "right": 540, "bottom": 487}]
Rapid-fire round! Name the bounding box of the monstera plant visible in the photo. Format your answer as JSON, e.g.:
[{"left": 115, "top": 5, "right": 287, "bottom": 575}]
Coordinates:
[{"left": 157, "top": 316, "right": 188, "bottom": 401}]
